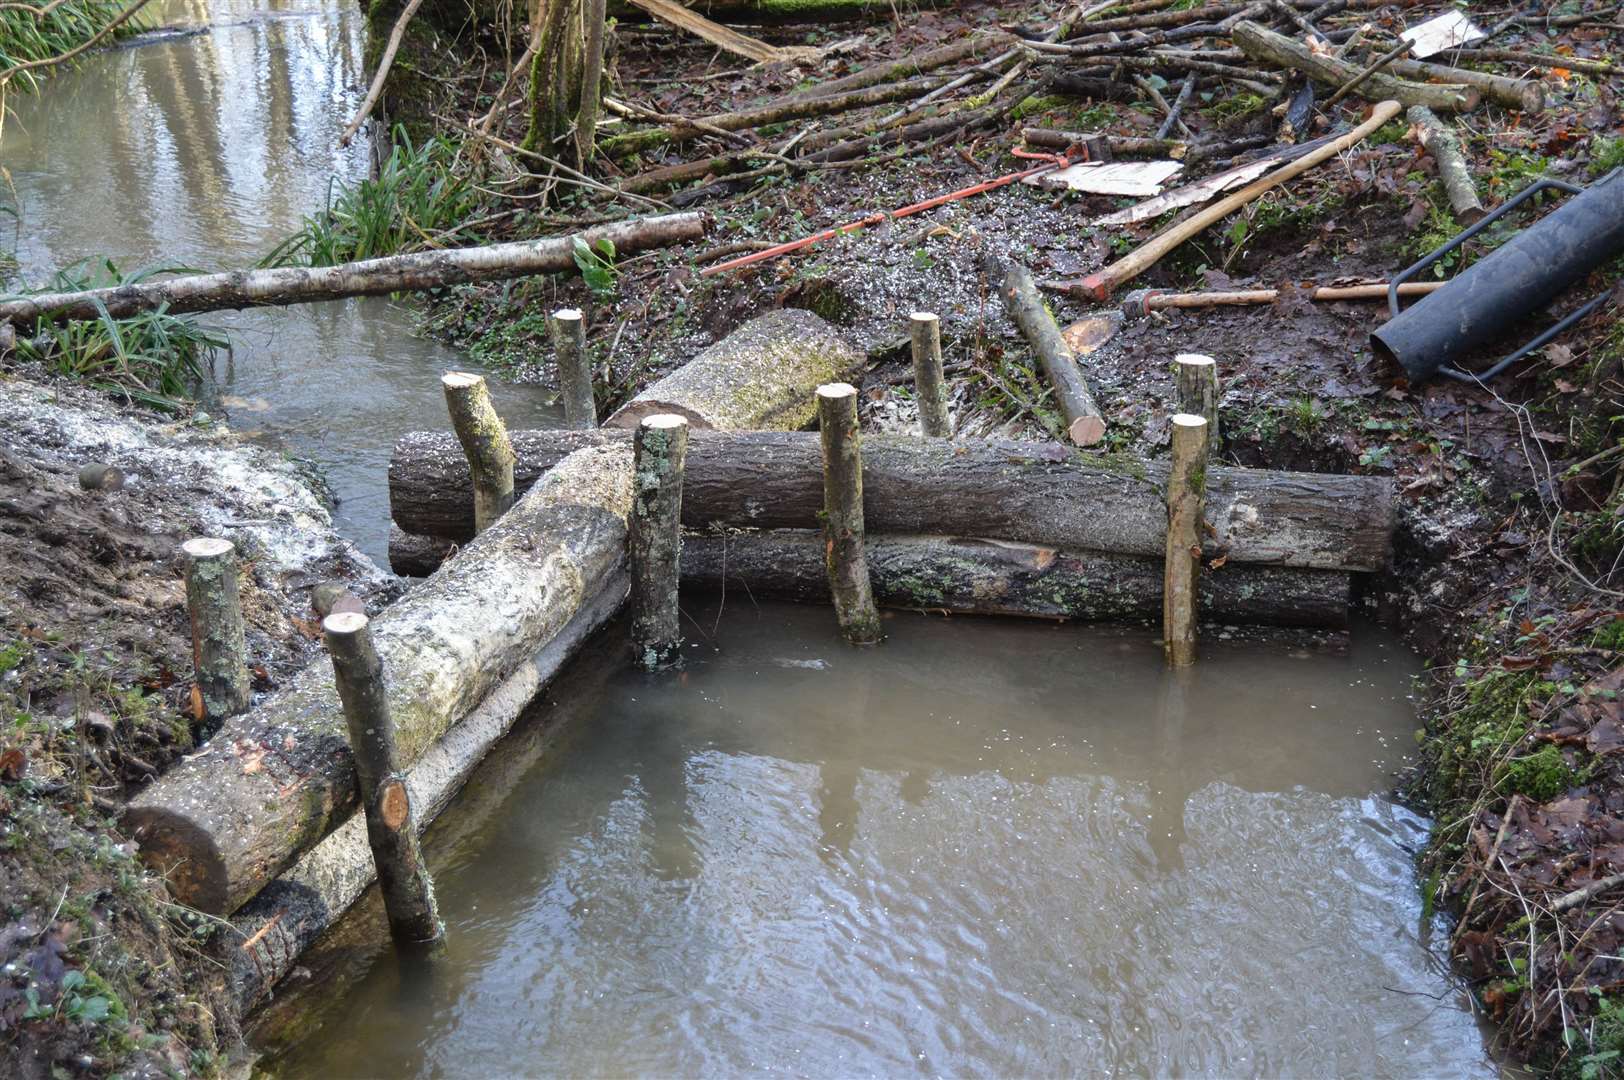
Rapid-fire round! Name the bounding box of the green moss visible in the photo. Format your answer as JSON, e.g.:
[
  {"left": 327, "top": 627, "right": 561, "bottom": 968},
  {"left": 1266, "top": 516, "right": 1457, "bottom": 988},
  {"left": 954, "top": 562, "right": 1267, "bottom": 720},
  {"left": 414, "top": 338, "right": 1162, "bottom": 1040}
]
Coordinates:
[
  {"left": 1592, "top": 136, "right": 1624, "bottom": 177},
  {"left": 1498, "top": 744, "right": 1578, "bottom": 803},
  {"left": 1592, "top": 619, "right": 1624, "bottom": 651}
]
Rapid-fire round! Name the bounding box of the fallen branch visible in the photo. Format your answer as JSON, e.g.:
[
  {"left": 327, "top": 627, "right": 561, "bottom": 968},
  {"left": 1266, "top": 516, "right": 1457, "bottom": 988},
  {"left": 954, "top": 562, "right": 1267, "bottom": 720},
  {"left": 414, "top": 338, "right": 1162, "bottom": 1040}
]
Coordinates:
[
  {"left": 1232, "top": 20, "right": 1480, "bottom": 111},
  {"left": 338, "top": 0, "right": 424, "bottom": 147},
  {"left": 1386, "top": 57, "right": 1543, "bottom": 113},
  {"left": 625, "top": 0, "right": 811, "bottom": 64},
  {"left": 1065, "top": 100, "right": 1402, "bottom": 301},
  {"left": 1002, "top": 263, "right": 1106, "bottom": 446},
  {"left": 1408, "top": 104, "right": 1484, "bottom": 224},
  {"left": 780, "top": 32, "right": 1011, "bottom": 99},
  {"left": 0, "top": 214, "right": 704, "bottom": 325},
  {"left": 0, "top": 0, "right": 154, "bottom": 81},
  {"left": 1448, "top": 48, "right": 1622, "bottom": 78},
  {"left": 1118, "top": 279, "right": 1446, "bottom": 316}
]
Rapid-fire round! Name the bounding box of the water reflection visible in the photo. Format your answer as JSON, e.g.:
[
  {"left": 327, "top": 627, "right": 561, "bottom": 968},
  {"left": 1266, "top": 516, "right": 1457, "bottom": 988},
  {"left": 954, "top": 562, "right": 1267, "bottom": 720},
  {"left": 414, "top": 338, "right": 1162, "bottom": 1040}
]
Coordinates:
[
  {"left": 259, "top": 604, "right": 1490, "bottom": 1078},
  {"left": 1, "top": 0, "right": 559, "bottom": 565}
]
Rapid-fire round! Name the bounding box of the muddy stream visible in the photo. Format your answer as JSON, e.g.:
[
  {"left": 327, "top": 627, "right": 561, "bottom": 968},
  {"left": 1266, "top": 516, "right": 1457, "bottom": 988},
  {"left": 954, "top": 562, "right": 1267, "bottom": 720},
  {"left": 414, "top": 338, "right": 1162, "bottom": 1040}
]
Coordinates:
[
  {"left": 3, "top": 3, "right": 1496, "bottom": 1075},
  {"left": 247, "top": 603, "right": 1490, "bottom": 1077},
  {"left": 0, "top": 0, "right": 560, "bottom": 565}
]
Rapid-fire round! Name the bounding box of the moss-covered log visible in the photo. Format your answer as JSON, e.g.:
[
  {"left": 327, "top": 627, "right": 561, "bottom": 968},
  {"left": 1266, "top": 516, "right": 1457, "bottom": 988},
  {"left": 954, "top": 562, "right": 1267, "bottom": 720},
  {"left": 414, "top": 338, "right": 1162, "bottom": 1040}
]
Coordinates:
[
  {"left": 389, "top": 430, "right": 1395, "bottom": 572},
  {"left": 680, "top": 530, "right": 1350, "bottom": 628},
  {"left": 125, "top": 444, "right": 636, "bottom": 915},
  {"left": 605, "top": 308, "right": 861, "bottom": 431}
]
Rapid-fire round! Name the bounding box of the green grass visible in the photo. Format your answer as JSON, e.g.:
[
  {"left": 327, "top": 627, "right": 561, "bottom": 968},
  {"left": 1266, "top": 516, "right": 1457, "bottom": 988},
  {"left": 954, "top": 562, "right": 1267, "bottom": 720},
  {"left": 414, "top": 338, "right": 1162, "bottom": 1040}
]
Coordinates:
[
  {"left": 9, "top": 259, "right": 226, "bottom": 411},
  {"left": 262, "top": 126, "right": 482, "bottom": 267},
  {"left": 0, "top": 0, "right": 147, "bottom": 95}
]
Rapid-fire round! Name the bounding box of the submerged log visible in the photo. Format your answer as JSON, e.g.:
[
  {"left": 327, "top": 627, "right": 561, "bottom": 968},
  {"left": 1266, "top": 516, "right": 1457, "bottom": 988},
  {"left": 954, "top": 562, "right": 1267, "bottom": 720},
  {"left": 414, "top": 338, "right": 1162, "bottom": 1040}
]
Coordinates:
[
  {"left": 605, "top": 308, "right": 861, "bottom": 431},
  {"left": 0, "top": 215, "right": 705, "bottom": 326},
  {"left": 680, "top": 531, "right": 1350, "bottom": 628},
  {"left": 389, "top": 430, "right": 1394, "bottom": 572},
  {"left": 228, "top": 570, "right": 627, "bottom": 1012},
  {"left": 125, "top": 444, "right": 636, "bottom": 915}
]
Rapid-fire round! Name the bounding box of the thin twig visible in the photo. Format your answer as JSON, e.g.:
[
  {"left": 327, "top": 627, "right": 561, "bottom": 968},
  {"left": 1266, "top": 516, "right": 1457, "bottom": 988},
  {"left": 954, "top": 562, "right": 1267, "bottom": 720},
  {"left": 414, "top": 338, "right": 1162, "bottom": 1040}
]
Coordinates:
[{"left": 339, "top": 0, "right": 425, "bottom": 147}]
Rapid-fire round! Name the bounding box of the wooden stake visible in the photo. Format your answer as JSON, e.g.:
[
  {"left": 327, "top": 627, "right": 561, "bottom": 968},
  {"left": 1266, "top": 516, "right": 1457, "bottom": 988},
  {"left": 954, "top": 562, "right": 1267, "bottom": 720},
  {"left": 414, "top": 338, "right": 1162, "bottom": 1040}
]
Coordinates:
[
  {"left": 322, "top": 612, "right": 442, "bottom": 944},
  {"left": 629, "top": 414, "right": 690, "bottom": 669},
  {"left": 1173, "top": 354, "right": 1219, "bottom": 448},
  {"left": 181, "top": 538, "right": 251, "bottom": 730},
  {"left": 1163, "top": 414, "right": 1209, "bottom": 667},
  {"left": 816, "top": 383, "right": 884, "bottom": 645},
  {"left": 908, "top": 312, "right": 952, "bottom": 437},
  {"left": 551, "top": 308, "right": 596, "bottom": 429},
  {"left": 442, "top": 372, "right": 516, "bottom": 535}
]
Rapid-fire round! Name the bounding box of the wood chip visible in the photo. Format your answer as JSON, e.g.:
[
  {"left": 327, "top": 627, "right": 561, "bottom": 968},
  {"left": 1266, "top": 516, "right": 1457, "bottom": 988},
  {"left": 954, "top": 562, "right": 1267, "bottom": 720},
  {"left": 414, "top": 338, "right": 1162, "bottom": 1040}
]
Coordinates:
[{"left": 1024, "top": 160, "right": 1184, "bottom": 197}]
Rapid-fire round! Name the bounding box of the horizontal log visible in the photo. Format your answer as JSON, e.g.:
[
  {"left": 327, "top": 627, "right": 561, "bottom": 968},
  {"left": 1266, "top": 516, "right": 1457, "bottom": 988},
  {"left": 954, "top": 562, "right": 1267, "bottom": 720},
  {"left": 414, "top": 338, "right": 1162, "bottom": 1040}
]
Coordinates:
[
  {"left": 605, "top": 308, "right": 861, "bottom": 430},
  {"left": 681, "top": 530, "right": 1349, "bottom": 627},
  {"left": 1232, "top": 21, "right": 1480, "bottom": 112},
  {"left": 390, "top": 430, "right": 1394, "bottom": 572},
  {"left": 0, "top": 215, "right": 705, "bottom": 326},
  {"left": 125, "top": 444, "right": 637, "bottom": 915},
  {"left": 228, "top": 569, "right": 628, "bottom": 1012}
]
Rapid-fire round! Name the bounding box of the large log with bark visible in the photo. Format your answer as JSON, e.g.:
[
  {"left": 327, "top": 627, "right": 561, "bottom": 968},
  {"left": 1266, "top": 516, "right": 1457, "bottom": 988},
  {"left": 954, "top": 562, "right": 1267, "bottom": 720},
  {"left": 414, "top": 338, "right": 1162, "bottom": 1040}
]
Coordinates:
[
  {"left": 681, "top": 531, "right": 1350, "bottom": 627},
  {"left": 605, "top": 308, "right": 861, "bottom": 430},
  {"left": 124, "top": 444, "right": 637, "bottom": 915},
  {"left": 389, "top": 430, "right": 1395, "bottom": 572},
  {"left": 228, "top": 568, "right": 628, "bottom": 1011},
  {"left": 0, "top": 215, "right": 704, "bottom": 326}
]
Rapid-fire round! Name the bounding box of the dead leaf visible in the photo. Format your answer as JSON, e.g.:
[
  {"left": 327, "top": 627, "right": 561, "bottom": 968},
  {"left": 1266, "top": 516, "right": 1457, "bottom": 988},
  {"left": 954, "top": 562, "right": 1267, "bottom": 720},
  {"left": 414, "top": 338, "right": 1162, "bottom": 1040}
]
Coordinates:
[
  {"left": 0, "top": 747, "right": 26, "bottom": 781},
  {"left": 189, "top": 684, "right": 205, "bottom": 724},
  {"left": 1546, "top": 343, "right": 1576, "bottom": 368}
]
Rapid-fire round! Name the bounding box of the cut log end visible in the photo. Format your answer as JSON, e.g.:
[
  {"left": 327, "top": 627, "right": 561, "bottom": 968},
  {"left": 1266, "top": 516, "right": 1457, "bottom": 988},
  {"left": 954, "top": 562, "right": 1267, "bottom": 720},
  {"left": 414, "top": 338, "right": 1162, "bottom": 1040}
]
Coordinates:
[
  {"left": 817, "top": 382, "right": 859, "bottom": 401},
  {"left": 910, "top": 311, "right": 940, "bottom": 325},
  {"left": 640, "top": 413, "right": 689, "bottom": 431},
  {"left": 378, "top": 778, "right": 412, "bottom": 831},
  {"left": 1174, "top": 353, "right": 1215, "bottom": 370},
  {"left": 181, "top": 537, "right": 234, "bottom": 560},
  {"left": 606, "top": 401, "right": 713, "bottom": 431},
  {"left": 553, "top": 307, "right": 583, "bottom": 323},
  {"left": 1068, "top": 415, "right": 1107, "bottom": 446},
  {"left": 323, "top": 611, "right": 369, "bottom": 637},
  {"left": 441, "top": 371, "right": 482, "bottom": 390},
  {"left": 121, "top": 808, "right": 230, "bottom": 915}
]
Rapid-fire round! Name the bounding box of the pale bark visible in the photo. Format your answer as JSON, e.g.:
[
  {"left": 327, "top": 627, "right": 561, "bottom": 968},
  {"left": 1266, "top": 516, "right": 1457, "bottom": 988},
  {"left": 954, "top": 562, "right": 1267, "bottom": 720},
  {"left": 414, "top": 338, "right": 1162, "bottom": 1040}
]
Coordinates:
[
  {"left": 1002, "top": 265, "right": 1106, "bottom": 446},
  {"left": 551, "top": 308, "right": 597, "bottom": 429},
  {"left": 228, "top": 571, "right": 627, "bottom": 1011},
  {"left": 125, "top": 444, "right": 637, "bottom": 915},
  {"left": 390, "top": 429, "right": 1397, "bottom": 573},
  {"left": 442, "top": 372, "right": 517, "bottom": 534},
  {"left": 629, "top": 415, "right": 689, "bottom": 668},
  {"left": 1386, "top": 57, "right": 1543, "bottom": 113},
  {"left": 181, "top": 538, "right": 251, "bottom": 730},
  {"left": 323, "top": 612, "right": 440, "bottom": 943},
  {"left": 1408, "top": 105, "right": 1485, "bottom": 225},
  {"left": 1164, "top": 414, "right": 1210, "bottom": 667},
  {"left": 1173, "top": 354, "right": 1219, "bottom": 447},
  {"left": 818, "top": 383, "right": 883, "bottom": 645},
  {"left": 909, "top": 312, "right": 951, "bottom": 437},
  {"left": 0, "top": 215, "right": 706, "bottom": 326},
  {"left": 1232, "top": 21, "right": 1479, "bottom": 112},
  {"left": 606, "top": 308, "right": 860, "bottom": 431}
]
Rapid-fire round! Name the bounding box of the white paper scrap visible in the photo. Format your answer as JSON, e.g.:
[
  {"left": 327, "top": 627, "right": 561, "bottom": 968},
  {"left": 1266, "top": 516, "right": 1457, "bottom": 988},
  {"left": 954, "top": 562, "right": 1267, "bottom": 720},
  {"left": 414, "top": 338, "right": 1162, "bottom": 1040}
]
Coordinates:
[
  {"left": 1400, "top": 9, "right": 1486, "bottom": 59},
  {"left": 1023, "top": 160, "right": 1184, "bottom": 197}
]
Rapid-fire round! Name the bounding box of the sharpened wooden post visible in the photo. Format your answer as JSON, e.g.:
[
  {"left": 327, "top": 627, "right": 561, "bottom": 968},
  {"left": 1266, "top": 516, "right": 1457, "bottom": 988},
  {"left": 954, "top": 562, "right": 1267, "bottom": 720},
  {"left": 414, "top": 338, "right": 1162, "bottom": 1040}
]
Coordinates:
[
  {"left": 1164, "top": 414, "right": 1209, "bottom": 667},
  {"left": 816, "top": 383, "right": 884, "bottom": 645},
  {"left": 629, "top": 414, "right": 689, "bottom": 669},
  {"left": 181, "top": 538, "right": 251, "bottom": 730},
  {"left": 1173, "top": 353, "right": 1219, "bottom": 448},
  {"left": 322, "top": 612, "right": 442, "bottom": 944},
  {"left": 909, "top": 311, "right": 951, "bottom": 437},
  {"left": 551, "top": 308, "right": 596, "bottom": 429},
  {"left": 442, "top": 372, "right": 515, "bottom": 535}
]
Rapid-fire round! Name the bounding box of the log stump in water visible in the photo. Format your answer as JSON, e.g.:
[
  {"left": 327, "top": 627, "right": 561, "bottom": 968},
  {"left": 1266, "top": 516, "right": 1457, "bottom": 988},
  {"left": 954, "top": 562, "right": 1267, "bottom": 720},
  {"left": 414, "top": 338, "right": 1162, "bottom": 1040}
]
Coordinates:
[
  {"left": 551, "top": 308, "right": 596, "bottom": 429},
  {"left": 818, "top": 383, "right": 884, "bottom": 645},
  {"left": 629, "top": 415, "right": 689, "bottom": 668},
  {"left": 442, "top": 372, "right": 516, "bottom": 534},
  {"left": 1164, "top": 414, "right": 1210, "bottom": 667}
]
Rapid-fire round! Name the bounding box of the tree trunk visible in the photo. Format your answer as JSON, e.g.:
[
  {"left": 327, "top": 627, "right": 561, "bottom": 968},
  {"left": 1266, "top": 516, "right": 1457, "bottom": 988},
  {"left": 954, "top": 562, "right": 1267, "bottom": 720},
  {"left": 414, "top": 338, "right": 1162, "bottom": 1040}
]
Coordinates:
[
  {"left": 523, "top": 0, "right": 586, "bottom": 166},
  {"left": 681, "top": 530, "right": 1350, "bottom": 627},
  {"left": 0, "top": 216, "right": 705, "bottom": 326},
  {"left": 228, "top": 569, "right": 627, "bottom": 1012},
  {"left": 1232, "top": 21, "right": 1480, "bottom": 112},
  {"left": 605, "top": 308, "right": 861, "bottom": 431},
  {"left": 388, "top": 430, "right": 1396, "bottom": 572},
  {"left": 124, "top": 443, "right": 637, "bottom": 915}
]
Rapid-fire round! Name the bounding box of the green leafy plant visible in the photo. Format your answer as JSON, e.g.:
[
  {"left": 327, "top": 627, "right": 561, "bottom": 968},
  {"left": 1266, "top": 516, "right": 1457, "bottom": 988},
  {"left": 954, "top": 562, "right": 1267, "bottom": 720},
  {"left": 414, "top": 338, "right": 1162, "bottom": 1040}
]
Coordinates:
[
  {"left": 572, "top": 236, "right": 617, "bottom": 296},
  {"left": 9, "top": 259, "right": 225, "bottom": 410}
]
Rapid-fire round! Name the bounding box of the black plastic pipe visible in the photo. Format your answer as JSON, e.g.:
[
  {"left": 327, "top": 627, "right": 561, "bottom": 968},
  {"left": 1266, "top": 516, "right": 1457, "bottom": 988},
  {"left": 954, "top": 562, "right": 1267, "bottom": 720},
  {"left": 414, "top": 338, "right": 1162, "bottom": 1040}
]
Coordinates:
[{"left": 1372, "top": 168, "right": 1624, "bottom": 382}]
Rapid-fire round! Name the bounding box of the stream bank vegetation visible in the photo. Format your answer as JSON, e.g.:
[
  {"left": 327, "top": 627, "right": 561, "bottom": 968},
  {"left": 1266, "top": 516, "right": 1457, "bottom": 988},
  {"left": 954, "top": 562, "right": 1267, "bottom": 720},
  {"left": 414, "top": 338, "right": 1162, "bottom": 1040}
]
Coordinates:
[{"left": 1, "top": 0, "right": 1623, "bottom": 1074}]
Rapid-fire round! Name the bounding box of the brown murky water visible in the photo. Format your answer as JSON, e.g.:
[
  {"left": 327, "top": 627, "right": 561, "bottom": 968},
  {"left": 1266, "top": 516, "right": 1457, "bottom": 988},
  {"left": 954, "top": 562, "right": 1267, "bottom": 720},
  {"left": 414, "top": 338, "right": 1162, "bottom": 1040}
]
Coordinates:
[
  {"left": 0, "top": 0, "right": 559, "bottom": 565},
  {"left": 257, "top": 602, "right": 1490, "bottom": 1078}
]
